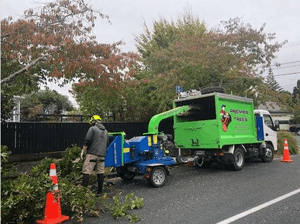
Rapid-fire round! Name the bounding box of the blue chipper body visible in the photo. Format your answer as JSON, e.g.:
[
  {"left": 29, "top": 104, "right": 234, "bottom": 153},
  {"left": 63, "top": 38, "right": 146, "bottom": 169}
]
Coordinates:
[{"left": 105, "top": 132, "right": 176, "bottom": 175}]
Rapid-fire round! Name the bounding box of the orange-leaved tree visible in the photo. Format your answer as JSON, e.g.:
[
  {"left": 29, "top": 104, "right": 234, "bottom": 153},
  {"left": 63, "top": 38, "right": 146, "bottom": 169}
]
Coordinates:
[{"left": 1, "top": 0, "right": 139, "bottom": 120}]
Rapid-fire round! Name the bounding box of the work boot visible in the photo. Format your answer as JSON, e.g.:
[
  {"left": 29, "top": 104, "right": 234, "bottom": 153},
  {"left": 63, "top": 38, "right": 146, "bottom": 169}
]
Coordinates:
[
  {"left": 97, "top": 174, "right": 104, "bottom": 195},
  {"left": 82, "top": 174, "right": 89, "bottom": 187}
]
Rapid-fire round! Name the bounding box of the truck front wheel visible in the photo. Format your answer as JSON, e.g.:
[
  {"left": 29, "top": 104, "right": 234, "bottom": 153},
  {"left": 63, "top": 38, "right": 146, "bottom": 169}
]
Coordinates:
[
  {"left": 230, "top": 147, "right": 245, "bottom": 171},
  {"left": 148, "top": 166, "right": 167, "bottom": 187},
  {"left": 261, "top": 144, "right": 274, "bottom": 163}
]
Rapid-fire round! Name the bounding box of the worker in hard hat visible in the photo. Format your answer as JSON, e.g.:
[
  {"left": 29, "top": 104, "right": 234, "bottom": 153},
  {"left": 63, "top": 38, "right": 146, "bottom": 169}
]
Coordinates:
[{"left": 81, "top": 115, "right": 109, "bottom": 195}]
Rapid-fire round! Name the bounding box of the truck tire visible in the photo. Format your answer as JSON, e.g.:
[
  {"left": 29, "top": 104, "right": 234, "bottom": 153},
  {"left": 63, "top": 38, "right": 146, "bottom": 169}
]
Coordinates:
[
  {"left": 261, "top": 144, "right": 274, "bottom": 163},
  {"left": 230, "top": 147, "right": 245, "bottom": 171},
  {"left": 148, "top": 166, "right": 167, "bottom": 188},
  {"left": 201, "top": 86, "right": 225, "bottom": 95}
]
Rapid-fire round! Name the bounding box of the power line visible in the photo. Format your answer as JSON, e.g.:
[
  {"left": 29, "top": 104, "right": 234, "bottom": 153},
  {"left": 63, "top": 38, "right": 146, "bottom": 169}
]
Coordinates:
[
  {"left": 272, "top": 64, "right": 300, "bottom": 70},
  {"left": 275, "top": 77, "right": 299, "bottom": 80},
  {"left": 256, "top": 60, "right": 300, "bottom": 69},
  {"left": 273, "top": 72, "right": 300, "bottom": 77},
  {"left": 274, "top": 60, "right": 300, "bottom": 66}
]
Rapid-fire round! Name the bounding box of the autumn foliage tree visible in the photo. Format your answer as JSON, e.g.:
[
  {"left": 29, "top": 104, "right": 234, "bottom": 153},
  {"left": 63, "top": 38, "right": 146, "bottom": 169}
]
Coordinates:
[
  {"left": 135, "top": 10, "right": 287, "bottom": 110},
  {"left": 1, "top": 0, "right": 139, "bottom": 120}
]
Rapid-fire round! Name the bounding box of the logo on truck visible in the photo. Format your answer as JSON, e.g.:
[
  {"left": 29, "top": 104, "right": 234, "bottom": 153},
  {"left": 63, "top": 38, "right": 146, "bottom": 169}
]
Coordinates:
[
  {"left": 220, "top": 105, "right": 250, "bottom": 132},
  {"left": 220, "top": 104, "right": 231, "bottom": 132},
  {"left": 230, "top": 109, "right": 249, "bottom": 122}
]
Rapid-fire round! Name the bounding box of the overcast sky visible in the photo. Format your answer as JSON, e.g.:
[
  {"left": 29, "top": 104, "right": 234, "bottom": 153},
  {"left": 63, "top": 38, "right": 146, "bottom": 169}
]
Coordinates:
[{"left": 1, "top": 0, "right": 300, "bottom": 106}]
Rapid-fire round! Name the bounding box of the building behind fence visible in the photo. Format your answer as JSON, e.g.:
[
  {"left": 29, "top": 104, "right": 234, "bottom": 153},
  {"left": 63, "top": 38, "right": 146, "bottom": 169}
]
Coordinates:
[{"left": 1, "top": 119, "right": 173, "bottom": 156}]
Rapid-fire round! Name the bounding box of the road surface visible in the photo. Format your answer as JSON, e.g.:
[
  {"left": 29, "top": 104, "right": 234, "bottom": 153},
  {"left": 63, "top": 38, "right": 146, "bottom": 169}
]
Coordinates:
[{"left": 73, "top": 153, "right": 300, "bottom": 224}]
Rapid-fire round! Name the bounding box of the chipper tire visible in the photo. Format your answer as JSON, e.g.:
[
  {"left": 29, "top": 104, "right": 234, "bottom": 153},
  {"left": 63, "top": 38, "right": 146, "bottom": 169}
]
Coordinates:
[
  {"left": 148, "top": 166, "right": 167, "bottom": 188},
  {"left": 117, "top": 167, "right": 136, "bottom": 181}
]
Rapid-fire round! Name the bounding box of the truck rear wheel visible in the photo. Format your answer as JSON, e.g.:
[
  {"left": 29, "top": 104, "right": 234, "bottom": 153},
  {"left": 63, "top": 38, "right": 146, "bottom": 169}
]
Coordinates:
[
  {"left": 261, "top": 144, "right": 274, "bottom": 163},
  {"left": 148, "top": 166, "right": 167, "bottom": 188},
  {"left": 230, "top": 147, "right": 245, "bottom": 171}
]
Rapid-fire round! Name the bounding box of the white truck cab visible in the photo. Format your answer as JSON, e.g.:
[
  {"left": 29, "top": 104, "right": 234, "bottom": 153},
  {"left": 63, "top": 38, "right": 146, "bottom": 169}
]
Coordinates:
[{"left": 254, "top": 109, "right": 279, "bottom": 151}]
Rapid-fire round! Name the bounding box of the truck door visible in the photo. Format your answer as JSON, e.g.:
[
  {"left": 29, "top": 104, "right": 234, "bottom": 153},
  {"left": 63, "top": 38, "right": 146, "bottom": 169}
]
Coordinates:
[{"left": 262, "top": 114, "right": 278, "bottom": 151}]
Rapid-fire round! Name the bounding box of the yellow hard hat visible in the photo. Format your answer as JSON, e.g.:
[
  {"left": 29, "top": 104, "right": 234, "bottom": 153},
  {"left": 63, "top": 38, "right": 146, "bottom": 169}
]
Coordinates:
[{"left": 89, "top": 115, "right": 102, "bottom": 124}]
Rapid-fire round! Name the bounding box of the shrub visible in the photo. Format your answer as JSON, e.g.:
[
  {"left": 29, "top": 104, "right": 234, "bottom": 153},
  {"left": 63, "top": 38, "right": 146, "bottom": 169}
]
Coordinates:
[
  {"left": 1, "top": 145, "right": 18, "bottom": 178},
  {"left": 276, "top": 131, "right": 299, "bottom": 155},
  {"left": 1, "top": 172, "right": 53, "bottom": 223},
  {"left": 1, "top": 145, "right": 144, "bottom": 223}
]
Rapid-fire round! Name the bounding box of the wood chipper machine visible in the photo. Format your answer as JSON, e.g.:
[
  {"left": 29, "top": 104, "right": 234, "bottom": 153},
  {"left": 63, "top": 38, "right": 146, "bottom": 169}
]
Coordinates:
[{"left": 105, "top": 105, "right": 191, "bottom": 187}]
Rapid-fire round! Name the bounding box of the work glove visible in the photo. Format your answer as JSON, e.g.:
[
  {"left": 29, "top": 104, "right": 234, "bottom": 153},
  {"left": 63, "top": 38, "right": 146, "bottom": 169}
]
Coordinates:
[{"left": 80, "top": 150, "right": 84, "bottom": 160}]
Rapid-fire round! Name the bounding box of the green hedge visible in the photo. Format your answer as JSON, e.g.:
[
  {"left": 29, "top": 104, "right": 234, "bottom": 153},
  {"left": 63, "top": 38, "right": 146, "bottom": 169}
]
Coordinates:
[{"left": 276, "top": 131, "right": 299, "bottom": 155}]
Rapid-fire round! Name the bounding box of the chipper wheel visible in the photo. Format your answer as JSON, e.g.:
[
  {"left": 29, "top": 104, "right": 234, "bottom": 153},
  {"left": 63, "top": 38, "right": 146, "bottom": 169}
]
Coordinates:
[
  {"left": 148, "top": 166, "right": 167, "bottom": 188},
  {"left": 117, "top": 166, "right": 136, "bottom": 181}
]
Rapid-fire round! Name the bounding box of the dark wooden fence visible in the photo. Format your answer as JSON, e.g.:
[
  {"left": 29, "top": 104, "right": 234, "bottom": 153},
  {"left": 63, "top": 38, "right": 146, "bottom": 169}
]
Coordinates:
[{"left": 1, "top": 119, "right": 173, "bottom": 156}]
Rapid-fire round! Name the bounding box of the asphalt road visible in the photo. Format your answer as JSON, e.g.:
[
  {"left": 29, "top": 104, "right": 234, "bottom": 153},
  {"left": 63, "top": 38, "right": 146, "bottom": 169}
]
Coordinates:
[
  {"left": 295, "top": 134, "right": 300, "bottom": 145},
  {"left": 71, "top": 153, "right": 300, "bottom": 224}
]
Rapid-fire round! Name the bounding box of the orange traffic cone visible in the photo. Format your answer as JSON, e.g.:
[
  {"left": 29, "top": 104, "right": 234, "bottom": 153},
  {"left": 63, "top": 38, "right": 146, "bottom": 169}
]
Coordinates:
[
  {"left": 36, "top": 163, "right": 69, "bottom": 224},
  {"left": 281, "top": 138, "right": 293, "bottom": 163}
]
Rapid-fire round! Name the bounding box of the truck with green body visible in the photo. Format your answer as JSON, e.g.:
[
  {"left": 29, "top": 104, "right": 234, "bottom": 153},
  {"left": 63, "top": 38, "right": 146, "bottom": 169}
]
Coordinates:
[
  {"left": 172, "top": 92, "right": 279, "bottom": 170},
  {"left": 105, "top": 91, "right": 279, "bottom": 187}
]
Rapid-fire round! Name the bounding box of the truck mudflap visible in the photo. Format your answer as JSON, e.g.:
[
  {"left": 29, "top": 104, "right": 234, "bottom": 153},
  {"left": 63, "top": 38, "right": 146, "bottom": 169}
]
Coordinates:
[{"left": 219, "top": 153, "right": 235, "bottom": 165}]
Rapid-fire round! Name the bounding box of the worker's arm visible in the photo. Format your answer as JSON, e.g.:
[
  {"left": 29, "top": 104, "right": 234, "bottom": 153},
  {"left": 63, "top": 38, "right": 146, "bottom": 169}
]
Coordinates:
[
  {"left": 81, "top": 127, "right": 93, "bottom": 159},
  {"left": 81, "top": 145, "right": 87, "bottom": 160}
]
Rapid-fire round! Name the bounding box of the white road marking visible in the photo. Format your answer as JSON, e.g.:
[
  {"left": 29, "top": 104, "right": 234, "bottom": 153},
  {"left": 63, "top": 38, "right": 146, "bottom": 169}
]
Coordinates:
[{"left": 216, "top": 188, "right": 300, "bottom": 224}]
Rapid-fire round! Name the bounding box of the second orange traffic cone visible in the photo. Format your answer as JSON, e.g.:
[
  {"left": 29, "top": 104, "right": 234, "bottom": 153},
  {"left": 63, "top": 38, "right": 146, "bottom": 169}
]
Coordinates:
[{"left": 281, "top": 138, "right": 293, "bottom": 163}]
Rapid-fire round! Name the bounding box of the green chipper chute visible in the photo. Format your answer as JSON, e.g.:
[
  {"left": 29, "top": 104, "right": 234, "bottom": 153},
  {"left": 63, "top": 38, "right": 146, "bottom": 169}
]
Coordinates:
[{"left": 144, "top": 105, "right": 191, "bottom": 135}]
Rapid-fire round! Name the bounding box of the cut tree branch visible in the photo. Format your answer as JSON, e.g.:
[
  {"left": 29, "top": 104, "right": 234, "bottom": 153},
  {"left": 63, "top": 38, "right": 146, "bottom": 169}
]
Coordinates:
[{"left": 1, "top": 55, "right": 49, "bottom": 85}]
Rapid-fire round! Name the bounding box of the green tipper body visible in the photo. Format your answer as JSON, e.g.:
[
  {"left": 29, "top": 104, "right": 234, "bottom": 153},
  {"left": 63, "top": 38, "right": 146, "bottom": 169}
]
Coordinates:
[{"left": 173, "top": 93, "right": 261, "bottom": 150}]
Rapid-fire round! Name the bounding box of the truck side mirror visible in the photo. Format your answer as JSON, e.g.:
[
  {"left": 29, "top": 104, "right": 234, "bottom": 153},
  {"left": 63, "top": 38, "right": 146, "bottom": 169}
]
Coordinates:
[{"left": 274, "top": 120, "right": 280, "bottom": 131}]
